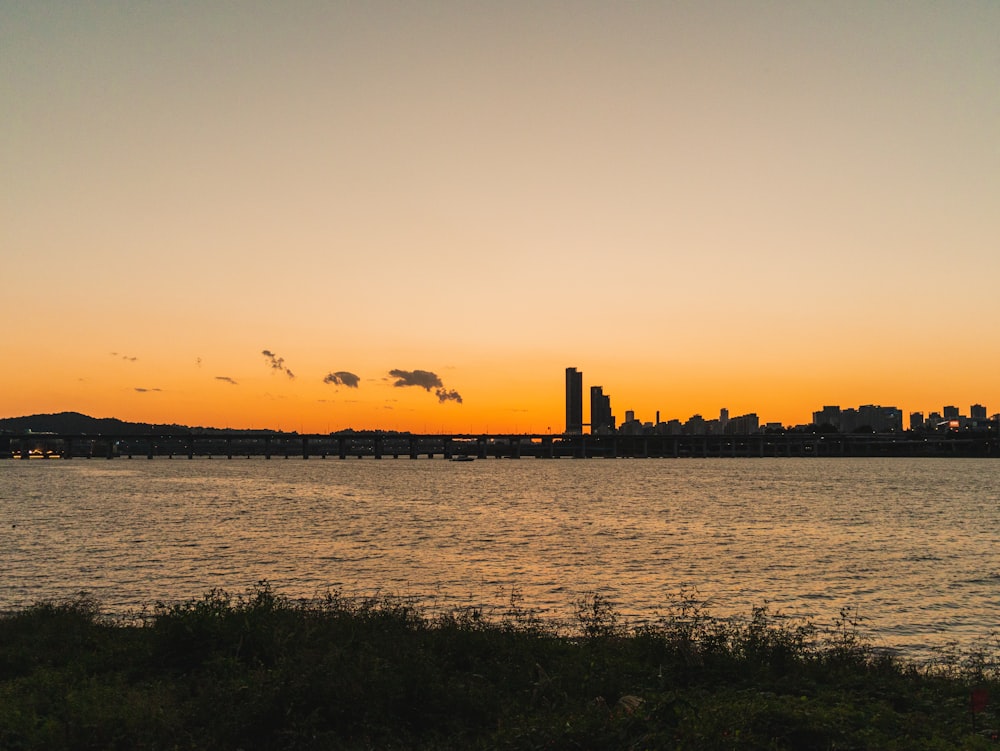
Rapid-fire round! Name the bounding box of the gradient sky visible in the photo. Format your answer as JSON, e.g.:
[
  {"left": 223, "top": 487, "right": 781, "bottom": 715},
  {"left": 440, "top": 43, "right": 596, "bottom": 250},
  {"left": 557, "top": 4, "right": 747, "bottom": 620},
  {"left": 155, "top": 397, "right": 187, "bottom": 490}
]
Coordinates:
[{"left": 3, "top": 1, "right": 998, "bottom": 433}]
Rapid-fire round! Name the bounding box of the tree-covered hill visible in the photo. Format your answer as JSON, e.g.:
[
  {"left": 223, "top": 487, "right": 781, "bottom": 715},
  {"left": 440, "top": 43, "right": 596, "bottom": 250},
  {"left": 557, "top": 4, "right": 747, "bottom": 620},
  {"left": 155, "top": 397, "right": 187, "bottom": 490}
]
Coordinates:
[{"left": 0, "top": 412, "right": 198, "bottom": 435}]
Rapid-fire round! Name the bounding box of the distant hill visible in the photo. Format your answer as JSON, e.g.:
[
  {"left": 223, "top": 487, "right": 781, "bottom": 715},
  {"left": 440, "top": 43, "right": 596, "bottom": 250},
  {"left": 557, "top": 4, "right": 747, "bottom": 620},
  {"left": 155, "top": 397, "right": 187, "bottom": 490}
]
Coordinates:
[
  {"left": 0, "top": 412, "right": 200, "bottom": 435},
  {"left": 0, "top": 414, "right": 375, "bottom": 437}
]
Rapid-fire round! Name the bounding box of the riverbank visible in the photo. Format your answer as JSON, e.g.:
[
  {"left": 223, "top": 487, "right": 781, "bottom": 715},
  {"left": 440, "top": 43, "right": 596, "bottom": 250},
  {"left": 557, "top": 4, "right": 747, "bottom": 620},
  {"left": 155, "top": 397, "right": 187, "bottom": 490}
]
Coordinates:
[{"left": 1, "top": 582, "right": 997, "bottom": 749}]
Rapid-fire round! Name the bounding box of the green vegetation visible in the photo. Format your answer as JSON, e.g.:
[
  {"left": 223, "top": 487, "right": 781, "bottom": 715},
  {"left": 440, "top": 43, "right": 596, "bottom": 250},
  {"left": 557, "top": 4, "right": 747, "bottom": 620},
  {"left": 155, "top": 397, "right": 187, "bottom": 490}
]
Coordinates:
[{"left": 1, "top": 583, "right": 998, "bottom": 750}]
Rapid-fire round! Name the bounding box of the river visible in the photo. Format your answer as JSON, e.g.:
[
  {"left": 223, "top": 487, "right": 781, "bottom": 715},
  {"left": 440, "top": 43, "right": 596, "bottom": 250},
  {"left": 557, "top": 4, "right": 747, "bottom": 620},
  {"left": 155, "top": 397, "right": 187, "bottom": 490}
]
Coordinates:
[{"left": 2, "top": 456, "right": 998, "bottom": 659}]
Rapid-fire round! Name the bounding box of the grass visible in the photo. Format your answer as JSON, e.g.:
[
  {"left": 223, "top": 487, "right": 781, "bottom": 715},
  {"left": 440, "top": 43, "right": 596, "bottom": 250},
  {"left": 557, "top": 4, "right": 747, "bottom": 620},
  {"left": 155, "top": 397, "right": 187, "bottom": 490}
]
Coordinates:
[{"left": 1, "top": 582, "right": 998, "bottom": 749}]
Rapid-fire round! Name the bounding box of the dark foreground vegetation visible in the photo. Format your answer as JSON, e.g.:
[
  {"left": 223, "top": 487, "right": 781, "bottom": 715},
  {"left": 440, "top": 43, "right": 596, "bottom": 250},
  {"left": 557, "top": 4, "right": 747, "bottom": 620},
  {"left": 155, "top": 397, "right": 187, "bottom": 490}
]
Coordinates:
[{"left": 1, "top": 583, "right": 998, "bottom": 750}]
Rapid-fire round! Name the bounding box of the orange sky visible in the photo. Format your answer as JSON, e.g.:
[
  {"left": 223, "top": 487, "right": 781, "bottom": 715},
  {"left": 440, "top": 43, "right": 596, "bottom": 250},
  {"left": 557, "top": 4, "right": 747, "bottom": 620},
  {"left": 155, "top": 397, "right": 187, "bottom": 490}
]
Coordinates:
[{"left": 3, "top": 2, "right": 998, "bottom": 433}]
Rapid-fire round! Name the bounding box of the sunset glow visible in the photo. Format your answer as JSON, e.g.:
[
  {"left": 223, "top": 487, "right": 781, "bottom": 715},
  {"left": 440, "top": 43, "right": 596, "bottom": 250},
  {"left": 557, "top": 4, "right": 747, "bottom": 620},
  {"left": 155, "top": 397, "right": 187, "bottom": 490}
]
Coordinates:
[{"left": 3, "top": 2, "right": 998, "bottom": 432}]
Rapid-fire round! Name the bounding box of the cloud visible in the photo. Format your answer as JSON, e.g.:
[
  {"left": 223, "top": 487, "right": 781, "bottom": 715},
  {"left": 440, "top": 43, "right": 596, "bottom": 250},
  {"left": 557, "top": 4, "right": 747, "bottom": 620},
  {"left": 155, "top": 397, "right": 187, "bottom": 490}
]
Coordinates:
[
  {"left": 111, "top": 352, "right": 138, "bottom": 362},
  {"left": 389, "top": 369, "right": 444, "bottom": 391},
  {"left": 134, "top": 387, "right": 162, "bottom": 393},
  {"left": 389, "top": 369, "right": 462, "bottom": 404},
  {"left": 323, "top": 371, "right": 360, "bottom": 388},
  {"left": 215, "top": 376, "right": 238, "bottom": 385},
  {"left": 262, "top": 349, "right": 295, "bottom": 380}
]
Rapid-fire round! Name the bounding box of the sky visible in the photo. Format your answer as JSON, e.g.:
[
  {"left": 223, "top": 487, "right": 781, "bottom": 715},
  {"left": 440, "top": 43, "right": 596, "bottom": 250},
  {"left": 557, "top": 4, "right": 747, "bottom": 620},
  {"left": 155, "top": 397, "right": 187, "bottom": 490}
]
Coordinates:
[{"left": 3, "top": 1, "right": 998, "bottom": 433}]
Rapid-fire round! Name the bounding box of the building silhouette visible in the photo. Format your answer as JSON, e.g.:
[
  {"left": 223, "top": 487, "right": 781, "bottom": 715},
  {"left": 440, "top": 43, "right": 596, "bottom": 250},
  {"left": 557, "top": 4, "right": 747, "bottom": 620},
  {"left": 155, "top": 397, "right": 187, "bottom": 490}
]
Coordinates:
[
  {"left": 812, "top": 405, "right": 902, "bottom": 433},
  {"left": 565, "top": 367, "right": 583, "bottom": 434},
  {"left": 564, "top": 368, "right": 991, "bottom": 436},
  {"left": 590, "top": 386, "right": 614, "bottom": 434}
]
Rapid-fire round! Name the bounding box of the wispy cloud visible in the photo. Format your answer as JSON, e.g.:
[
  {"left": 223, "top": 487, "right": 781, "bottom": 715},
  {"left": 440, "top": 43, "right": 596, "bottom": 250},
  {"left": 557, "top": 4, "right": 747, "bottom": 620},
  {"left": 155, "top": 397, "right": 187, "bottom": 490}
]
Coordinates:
[
  {"left": 323, "top": 371, "right": 360, "bottom": 388},
  {"left": 111, "top": 352, "right": 138, "bottom": 362},
  {"left": 134, "top": 387, "right": 162, "bottom": 393},
  {"left": 215, "top": 376, "right": 238, "bottom": 385},
  {"left": 388, "top": 369, "right": 462, "bottom": 404},
  {"left": 262, "top": 349, "right": 295, "bottom": 379}
]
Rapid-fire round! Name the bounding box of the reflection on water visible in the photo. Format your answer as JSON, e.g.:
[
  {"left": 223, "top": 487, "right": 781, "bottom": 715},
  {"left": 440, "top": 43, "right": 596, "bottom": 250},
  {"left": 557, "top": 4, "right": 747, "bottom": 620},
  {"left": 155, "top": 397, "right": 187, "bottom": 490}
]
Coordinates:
[{"left": 2, "top": 457, "right": 999, "bottom": 657}]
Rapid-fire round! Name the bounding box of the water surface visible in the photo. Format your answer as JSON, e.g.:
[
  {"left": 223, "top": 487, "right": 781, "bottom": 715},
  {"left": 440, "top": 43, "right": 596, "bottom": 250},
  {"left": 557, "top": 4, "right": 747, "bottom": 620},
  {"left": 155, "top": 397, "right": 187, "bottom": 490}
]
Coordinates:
[{"left": 2, "top": 457, "right": 998, "bottom": 658}]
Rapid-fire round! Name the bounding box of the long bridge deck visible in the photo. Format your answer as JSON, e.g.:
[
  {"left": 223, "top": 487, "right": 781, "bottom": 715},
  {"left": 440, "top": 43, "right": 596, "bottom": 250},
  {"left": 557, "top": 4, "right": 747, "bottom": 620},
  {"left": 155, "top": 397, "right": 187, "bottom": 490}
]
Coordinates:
[{"left": 2, "top": 431, "right": 997, "bottom": 459}]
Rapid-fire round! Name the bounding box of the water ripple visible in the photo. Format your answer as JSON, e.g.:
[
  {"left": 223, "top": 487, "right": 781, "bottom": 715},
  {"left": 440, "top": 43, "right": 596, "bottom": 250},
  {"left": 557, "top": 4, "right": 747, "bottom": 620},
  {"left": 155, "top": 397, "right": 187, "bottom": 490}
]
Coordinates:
[{"left": 2, "top": 457, "right": 1000, "bottom": 660}]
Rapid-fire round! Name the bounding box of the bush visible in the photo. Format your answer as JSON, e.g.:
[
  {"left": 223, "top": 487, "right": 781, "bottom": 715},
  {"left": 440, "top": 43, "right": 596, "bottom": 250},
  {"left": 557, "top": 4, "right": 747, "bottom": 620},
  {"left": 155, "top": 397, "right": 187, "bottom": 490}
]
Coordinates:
[{"left": 1, "top": 584, "right": 999, "bottom": 750}]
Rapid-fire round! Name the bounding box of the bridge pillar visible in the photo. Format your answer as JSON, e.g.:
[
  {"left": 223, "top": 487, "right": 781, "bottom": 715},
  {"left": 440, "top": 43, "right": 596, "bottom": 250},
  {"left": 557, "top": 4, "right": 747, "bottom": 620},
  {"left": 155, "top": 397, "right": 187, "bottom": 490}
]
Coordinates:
[
  {"left": 337, "top": 437, "right": 346, "bottom": 459},
  {"left": 443, "top": 438, "right": 453, "bottom": 460},
  {"left": 509, "top": 437, "right": 520, "bottom": 459},
  {"left": 477, "top": 437, "right": 488, "bottom": 459},
  {"left": 226, "top": 438, "right": 233, "bottom": 460},
  {"left": 186, "top": 437, "right": 194, "bottom": 460},
  {"left": 374, "top": 437, "right": 383, "bottom": 459},
  {"left": 63, "top": 438, "right": 73, "bottom": 459},
  {"left": 302, "top": 437, "right": 309, "bottom": 459},
  {"left": 409, "top": 437, "right": 418, "bottom": 459},
  {"left": 264, "top": 436, "right": 272, "bottom": 460},
  {"left": 20, "top": 440, "right": 30, "bottom": 460}
]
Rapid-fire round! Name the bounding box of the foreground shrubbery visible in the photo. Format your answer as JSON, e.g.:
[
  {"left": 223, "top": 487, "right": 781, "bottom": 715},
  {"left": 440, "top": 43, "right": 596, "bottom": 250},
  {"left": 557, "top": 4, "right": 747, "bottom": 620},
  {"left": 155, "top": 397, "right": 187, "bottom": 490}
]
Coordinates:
[{"left": 1, "top": 583, "right": 998, "bottom": 750}]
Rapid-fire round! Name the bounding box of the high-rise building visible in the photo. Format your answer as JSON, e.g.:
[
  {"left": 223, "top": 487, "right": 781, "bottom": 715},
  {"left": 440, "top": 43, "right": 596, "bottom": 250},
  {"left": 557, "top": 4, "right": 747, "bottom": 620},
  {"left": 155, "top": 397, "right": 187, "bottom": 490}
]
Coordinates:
[
  {"left": 857, "top": 405, "right": 903, "bottom": 432},
  {"left": 590, "top": 386, "right": 614, "bottom": 434},
  {"left": 813, "top": 406, "right": 841, "bottom": 430},
  {"left": 726, "top": 413, "right": 759, "bottom": 434},
  {"left": 565, "top": 367, "right": 583, "bottom": 434},
  {"left": 971, "top": 404, "right": 988, "bottom": 420},
  {"left": 814, "top": 404, "right": 900, "bottom": 432}
]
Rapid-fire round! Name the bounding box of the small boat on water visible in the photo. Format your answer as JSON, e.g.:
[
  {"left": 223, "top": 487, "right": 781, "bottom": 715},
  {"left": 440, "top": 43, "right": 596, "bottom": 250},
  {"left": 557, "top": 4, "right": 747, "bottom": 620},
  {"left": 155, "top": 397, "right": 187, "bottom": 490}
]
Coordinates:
[{"left": 450, "top": 455, "right": 475, "bottom": 462}]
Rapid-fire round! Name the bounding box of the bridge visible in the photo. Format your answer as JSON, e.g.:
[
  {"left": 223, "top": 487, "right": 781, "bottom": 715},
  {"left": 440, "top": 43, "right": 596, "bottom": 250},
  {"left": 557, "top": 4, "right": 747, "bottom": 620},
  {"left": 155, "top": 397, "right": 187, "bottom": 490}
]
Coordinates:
[{"left": 2, "top": 431, "right": 997, "bottom": 460}]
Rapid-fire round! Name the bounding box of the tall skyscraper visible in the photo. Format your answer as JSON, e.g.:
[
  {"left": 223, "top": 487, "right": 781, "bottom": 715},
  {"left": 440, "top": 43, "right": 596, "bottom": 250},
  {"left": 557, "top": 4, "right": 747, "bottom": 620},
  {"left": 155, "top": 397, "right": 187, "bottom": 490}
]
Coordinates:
[
  {"left": 590, "top": 386, "right": 614, "bottom": 434},
  {"left": 565, "top": 367, "right": 583, "bottom": 434}
]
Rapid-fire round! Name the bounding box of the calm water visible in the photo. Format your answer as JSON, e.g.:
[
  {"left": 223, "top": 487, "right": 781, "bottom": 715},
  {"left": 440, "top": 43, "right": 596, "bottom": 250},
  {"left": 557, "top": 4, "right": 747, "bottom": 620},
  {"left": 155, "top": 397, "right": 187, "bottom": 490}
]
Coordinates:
[{"left": 2, "top": 457, "right": 999, "bottom": 658}]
